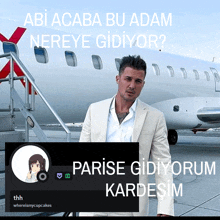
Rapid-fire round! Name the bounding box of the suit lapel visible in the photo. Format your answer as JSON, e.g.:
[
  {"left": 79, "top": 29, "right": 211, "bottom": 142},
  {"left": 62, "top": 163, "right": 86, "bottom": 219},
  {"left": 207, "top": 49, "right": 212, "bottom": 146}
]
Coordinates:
[
  {"left": 98, "top": 97, "right": 114, "bottom": 142},
  {"left": 132, "top": 99, "right": 148, "bottom": 142}
]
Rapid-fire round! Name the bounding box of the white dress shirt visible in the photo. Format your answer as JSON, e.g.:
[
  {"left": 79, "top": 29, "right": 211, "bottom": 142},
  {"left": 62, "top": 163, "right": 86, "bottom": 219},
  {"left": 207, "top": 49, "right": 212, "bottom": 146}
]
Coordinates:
[{"left": 106, "top": 97, "right": 137, "bottom": 142}]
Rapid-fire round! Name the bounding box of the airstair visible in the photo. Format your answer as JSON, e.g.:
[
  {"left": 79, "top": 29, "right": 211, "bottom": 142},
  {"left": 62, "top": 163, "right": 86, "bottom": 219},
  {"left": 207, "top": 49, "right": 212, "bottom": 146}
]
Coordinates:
[
  {"left": 0, "top": 52, "right": 71, "bottom": 142},
  {"left": 0, "top": 52, "right": 71, "bottom": 216}
]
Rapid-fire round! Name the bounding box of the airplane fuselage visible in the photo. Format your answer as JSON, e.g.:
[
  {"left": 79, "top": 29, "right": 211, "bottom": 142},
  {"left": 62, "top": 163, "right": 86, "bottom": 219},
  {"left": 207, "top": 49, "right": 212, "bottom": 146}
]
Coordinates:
[{"left": 0, "top": 27, "right": 220, "bottom": 131}]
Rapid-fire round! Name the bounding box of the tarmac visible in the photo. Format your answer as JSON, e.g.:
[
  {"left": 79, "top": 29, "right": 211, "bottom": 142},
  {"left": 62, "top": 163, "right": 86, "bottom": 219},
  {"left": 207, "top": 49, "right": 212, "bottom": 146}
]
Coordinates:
[{"left": 1, "top": 128, "right": 220, "bottom": 217}]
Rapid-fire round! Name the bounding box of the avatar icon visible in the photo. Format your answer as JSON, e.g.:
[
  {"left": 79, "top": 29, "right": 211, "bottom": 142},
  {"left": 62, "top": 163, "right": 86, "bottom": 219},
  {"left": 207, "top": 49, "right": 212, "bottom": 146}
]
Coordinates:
[
  {"left": 25, "top": 154, "right": 46, "bottom": 183},
  {"left": 11, "top": 144, "right": 49, "bottom": 183}
]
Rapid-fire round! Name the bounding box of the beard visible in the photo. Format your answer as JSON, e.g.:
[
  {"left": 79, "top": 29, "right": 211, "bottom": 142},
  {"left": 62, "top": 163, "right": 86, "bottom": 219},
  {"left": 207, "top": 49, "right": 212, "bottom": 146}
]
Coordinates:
[{"left": 119, "top": 90, "right": 137, "bottom": 102}]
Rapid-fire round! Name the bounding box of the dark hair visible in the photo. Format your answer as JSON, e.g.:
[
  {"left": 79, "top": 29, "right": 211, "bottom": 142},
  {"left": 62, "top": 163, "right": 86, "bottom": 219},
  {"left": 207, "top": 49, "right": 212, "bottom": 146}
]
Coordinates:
[
  {"left": 119, "top": 55, "right": 147, "bottom": 77},
  {"left": 28, "top": 154, "right": 46, "bottom": 171}
]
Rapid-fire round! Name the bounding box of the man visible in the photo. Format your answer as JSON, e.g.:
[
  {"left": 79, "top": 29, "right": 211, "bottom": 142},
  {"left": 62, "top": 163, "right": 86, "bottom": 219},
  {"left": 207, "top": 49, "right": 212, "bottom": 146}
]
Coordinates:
[{"left": 79, "top": 55, "right": 174, "bottom": 216}]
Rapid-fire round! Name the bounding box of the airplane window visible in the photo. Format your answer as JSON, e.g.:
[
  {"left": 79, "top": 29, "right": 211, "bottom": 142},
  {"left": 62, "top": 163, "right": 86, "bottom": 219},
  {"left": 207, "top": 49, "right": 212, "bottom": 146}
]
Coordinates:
[
  {"left": 115, "top": 58, "right": 121, "bottom": 71},
  {"left": 3, "top": 42, "right": 19, "bottom": 57},
  {"left": 210, "top": 68, "right": 220, "bottom": 82},
  {"left": 65, "top": 51, "right": 77, "bottom": 67},
  {"left": 193, "top": 70, "right": 199, "bottom": 80},
  {"left": 92, "top": 55, "right": 103, "bottom": 70},
  {"left": 34, "top": 46, "right": 48, "bottom": 64},
  {"left": 204, "top": 71, "right": 210, "bottom": 81},
  {"left": 180, "top": 68, "right": 187, "bottom": 79},
  {"left": 167, "top": 66, "right": 175, "bottom": 77},
  {"left": 152, "top": 64, "right": 160, "bottom": 76}
]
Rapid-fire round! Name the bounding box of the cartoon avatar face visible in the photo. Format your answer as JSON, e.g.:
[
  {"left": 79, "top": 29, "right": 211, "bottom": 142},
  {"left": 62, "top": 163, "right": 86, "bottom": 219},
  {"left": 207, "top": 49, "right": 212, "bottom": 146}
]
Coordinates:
[
  {"left": 31, "top": 160, "right": 41, "bottom": 173},
  {"left": 28, "top": 154, "right": 46, "bottom": 173},
  {"left": 26, "top": 154, "right": 46, "bottom": 182}
]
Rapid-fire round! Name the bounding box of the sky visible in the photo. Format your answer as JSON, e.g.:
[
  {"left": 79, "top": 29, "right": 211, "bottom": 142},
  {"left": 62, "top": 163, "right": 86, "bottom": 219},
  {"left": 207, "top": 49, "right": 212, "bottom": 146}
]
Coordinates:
[{"left": 1, "top": 0, "right": 220, "bottom": 62}]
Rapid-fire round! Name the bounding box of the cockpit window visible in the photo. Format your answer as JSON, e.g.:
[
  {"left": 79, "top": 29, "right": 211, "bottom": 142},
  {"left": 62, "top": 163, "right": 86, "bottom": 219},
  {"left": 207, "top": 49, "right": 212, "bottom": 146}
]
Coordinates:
[
  {"left": 92, "top": 55, "right": 103, "bottom": 70},
  {"left": 65, "top": 51, "right": 77, "bottom": 67},
  {"left": 210, "top": 68, "right": 220, "bottom": 82},
  {"left": 34, "top": 46, "right": 48, "bottom": 64},
  {"left": 3, "top": 42, "right": 19, "bottom": 57},
  {"left": 204, "top": 71, "right": 210, "bottom": 81}
]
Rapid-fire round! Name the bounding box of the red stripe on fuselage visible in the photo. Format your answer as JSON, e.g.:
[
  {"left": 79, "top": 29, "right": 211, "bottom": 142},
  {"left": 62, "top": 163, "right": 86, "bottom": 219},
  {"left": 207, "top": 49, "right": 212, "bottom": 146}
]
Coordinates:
[
  {"left": 8, "top": 27, "right": 26, "bottom": 44},
  {"left": 0, "top": 61, "right": 10, "bottom": 80},
  {"left": 14, "top": 62, "right": 32, "bottom": 94}
]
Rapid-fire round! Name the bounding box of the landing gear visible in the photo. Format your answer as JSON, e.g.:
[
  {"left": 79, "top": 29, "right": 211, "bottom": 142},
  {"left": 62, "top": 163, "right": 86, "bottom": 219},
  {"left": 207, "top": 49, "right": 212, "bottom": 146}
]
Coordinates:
[{"left": 168, "top": 130, "right": 178, "bottom": 145}]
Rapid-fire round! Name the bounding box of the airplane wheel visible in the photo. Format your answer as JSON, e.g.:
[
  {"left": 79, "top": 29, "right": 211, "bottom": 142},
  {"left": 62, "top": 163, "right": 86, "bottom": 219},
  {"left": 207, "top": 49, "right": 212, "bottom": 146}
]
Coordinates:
[{"left": 168, "top": 130, "right": 178, "bottom": 145}]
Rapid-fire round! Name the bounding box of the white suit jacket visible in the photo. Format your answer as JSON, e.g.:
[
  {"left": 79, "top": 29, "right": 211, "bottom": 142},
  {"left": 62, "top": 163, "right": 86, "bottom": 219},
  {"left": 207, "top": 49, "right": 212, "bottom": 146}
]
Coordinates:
[{"left": 79, "top": 97, "right": 174, "bottom": 216}]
